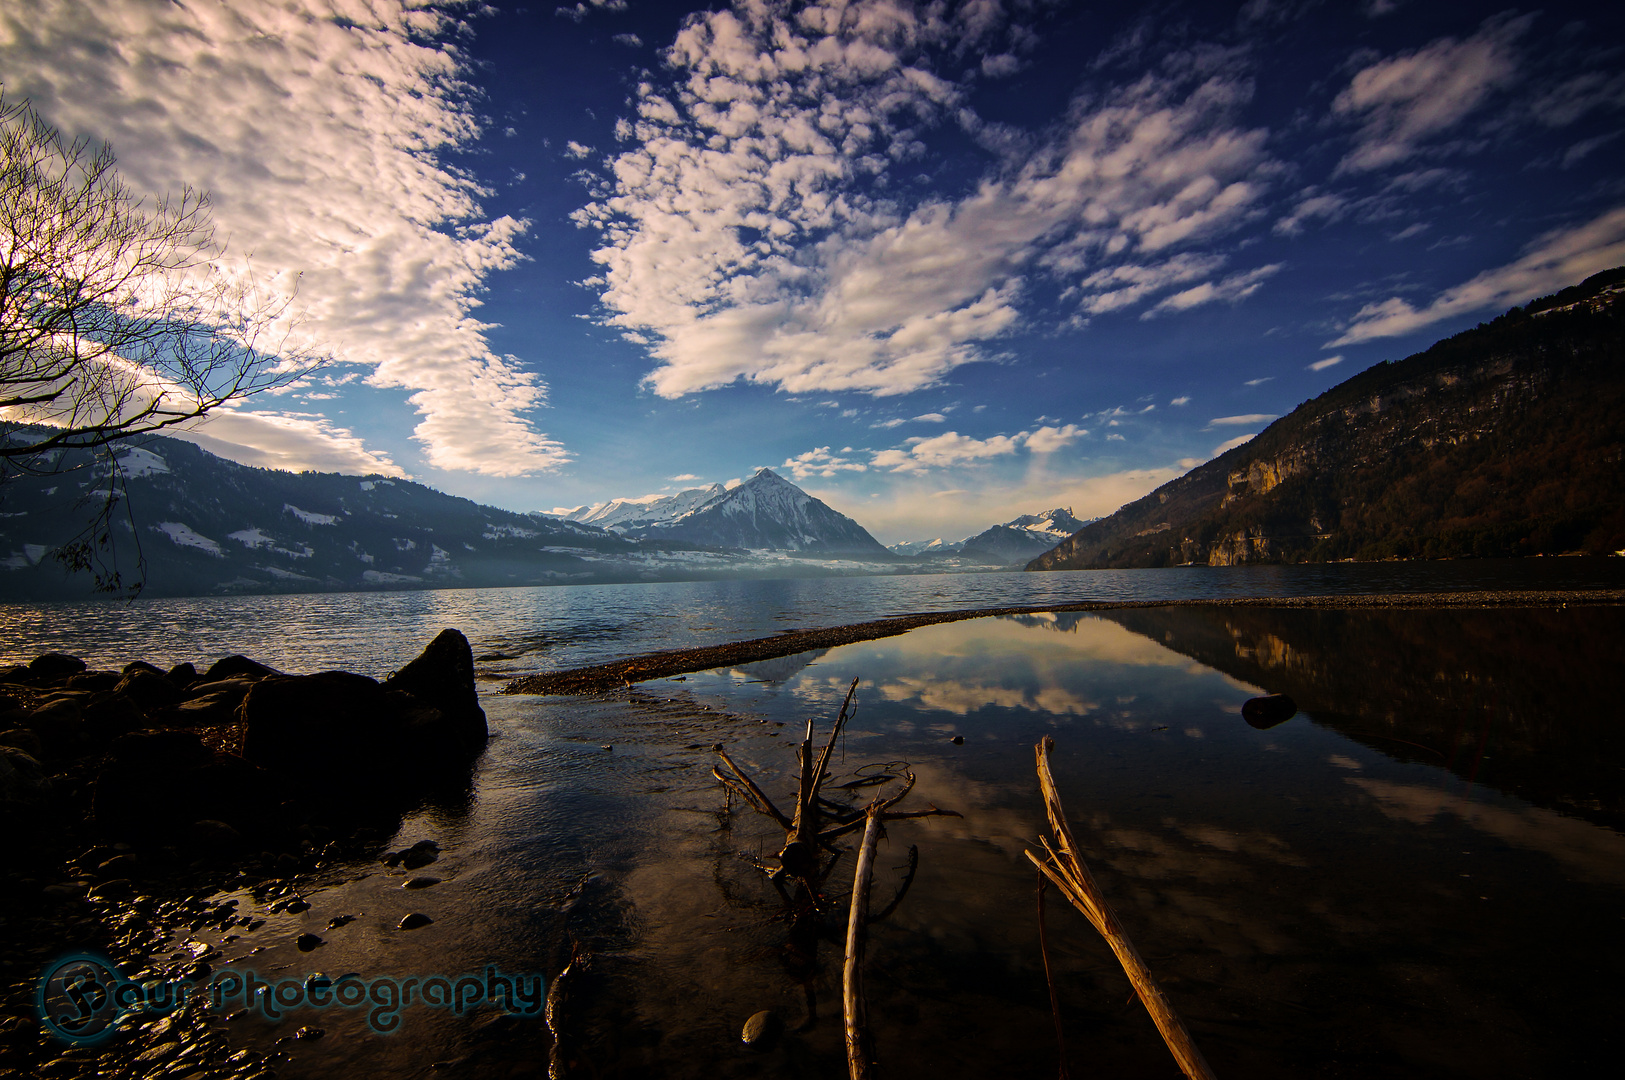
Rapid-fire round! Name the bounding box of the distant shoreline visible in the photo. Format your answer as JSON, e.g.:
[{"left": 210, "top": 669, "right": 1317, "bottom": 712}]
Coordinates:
[{"left": 502, "top": 587, "right": 1625, "bottom": 695}]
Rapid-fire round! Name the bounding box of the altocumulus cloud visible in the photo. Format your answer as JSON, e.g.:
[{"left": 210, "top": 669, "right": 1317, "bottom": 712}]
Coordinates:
[
  {"left": 573, "top": 0, "right": 1284, "bottom": 401},
  {"left": 0, "top": 0, "right": 568, "bottom": 477}
]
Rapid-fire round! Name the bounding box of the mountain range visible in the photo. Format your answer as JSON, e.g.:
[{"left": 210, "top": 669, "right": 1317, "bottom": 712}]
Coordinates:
[
  {"left": 888, "top": 508, "right": 1092, "bottom": 563},
  {"left": 1029, "top": 266, "right": 1625, "bottom": 571},
  {"left": 0, "top": 445, "right": 907, "bottom": 599},
  {"left": 561, "top": 469, "right": 888, "bottom": 554}
]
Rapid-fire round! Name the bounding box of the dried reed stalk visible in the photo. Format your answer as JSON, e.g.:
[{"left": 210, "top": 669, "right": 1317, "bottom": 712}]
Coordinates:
[{"left": 1026, "top": 735, "right": 1216, "bottom": 1080}]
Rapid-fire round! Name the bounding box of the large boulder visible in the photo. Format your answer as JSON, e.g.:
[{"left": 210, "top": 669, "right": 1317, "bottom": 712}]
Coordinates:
[
  {"left": 383, "top": 629, "right": 488, "bottom": 756},
  {"left": 203, "top": 655, "right": 279, "bottom": 683},
  {"left": 28, "top": 653, "right": 86, "bottom": 685},
  {"left": 241, "top": 664, "right": 481, "bottom": 792},
  {"left": 112, "top": 669, "right": 184, "bottom": 712},
  {"left": 92, "top": 728, "right": 277, "bottom": 841}
]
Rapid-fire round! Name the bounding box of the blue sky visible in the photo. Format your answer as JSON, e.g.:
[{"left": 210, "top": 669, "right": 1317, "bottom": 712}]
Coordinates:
[{"left": 4, "top": 0, "right": 1624, "bottom": 542}]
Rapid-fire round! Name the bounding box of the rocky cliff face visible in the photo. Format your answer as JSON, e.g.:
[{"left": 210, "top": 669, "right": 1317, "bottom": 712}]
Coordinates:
[{"left": 1030, "top": 267, "right": 1625, "bottom": 570}]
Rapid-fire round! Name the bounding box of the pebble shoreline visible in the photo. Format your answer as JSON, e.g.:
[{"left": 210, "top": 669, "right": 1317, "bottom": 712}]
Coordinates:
[{"left": 503, "top": 588, "right": 1625, "bottom": 696}]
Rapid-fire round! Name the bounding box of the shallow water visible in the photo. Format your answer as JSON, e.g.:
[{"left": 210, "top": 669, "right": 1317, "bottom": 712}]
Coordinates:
[{"left": 164, "top": 602, "right": 1625, "bottom": 1078}]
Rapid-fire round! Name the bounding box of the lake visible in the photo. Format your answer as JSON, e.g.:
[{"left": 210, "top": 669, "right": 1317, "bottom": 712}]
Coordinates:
[
  {"left": 4, "top": 557, "right": 1623, "bottom": 674},
  {"left": 6, "top": 563, "right": 1624, "bottom": 1077}
]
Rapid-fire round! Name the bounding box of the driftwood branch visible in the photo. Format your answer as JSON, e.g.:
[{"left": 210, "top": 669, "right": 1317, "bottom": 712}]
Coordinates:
[
  {"left": 1026, "top": 735, "right": 1216, "bottom": 1080},
  {"left": 712, "top": 745, "right": 792, "bottom": 831},
  {"left": 844, "top": 804, "right": 883, "bottom": 1080}
]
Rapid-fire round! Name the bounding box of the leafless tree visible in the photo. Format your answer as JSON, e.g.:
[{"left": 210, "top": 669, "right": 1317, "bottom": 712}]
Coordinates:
[{"left": 1, "top": 93, "right": 323, "bottom": 593}]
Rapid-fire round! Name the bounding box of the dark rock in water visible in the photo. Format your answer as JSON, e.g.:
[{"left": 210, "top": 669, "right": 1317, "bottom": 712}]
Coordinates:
[
  {"left": 241, "top": 670, "right": 442, "bottom": 784},
  {"left": 951, "top": 735, "right": 964, "bottom": 745},
  {"left": 166, "top": 662, "right": 199, "bottom": 689},
  {"left": 400, "top": 840, "right": 440, "bottom": 869},
  {"left": 383, "top": 628, "right": 488, "bottom": 756},
  {"left": 0, "top": 728, "right": 43, "bottom": 759},
  {"left": 29, "top": 653, "right": 86, "bottom": 683},
  {"left": 1242, "top": 694, "right": 1298, "bottom": 730},
  {"left": 94, "top": 729, "right": 277, "bottom": 841},
  {"left": 0, "top": 664, "right": 30, "bottom": 684},
  {"left": 0, "top": 746, "right": 51, "bottom": 805},
  {"left": 113, "top": 669, "right": 184, "bottom": 711},
  {"left": 296, "top": 933, "right": 324, "bottom": 952},
  {"left": 123, "top": 660, "right": 167, "bottom": 678},
  {"left": 399, "top": 912, "right": 433, "bottom": 930},
  {"left": 243, "top": 650, "right": 483, "bottom": 793},
  {"left": 67, "top": 671, "right": 120, "bottom": 693},
  {"left": 190, "top": 820, "right": 243, "bottom": 851},
  {"left": 162, "top": 680, "right": 254, "bottom": 727},
  {"left": 741, "top": 1009, "right": 782, "bottom": 1048},
  {"left": 97, "top": 854, "right": 140, "bottom": 878},
  {"left": 202, "top": 655, "right": 278, "bottom": 683},
  {"left": 82, "top": 691, "right": 145, "bottom": 741}
]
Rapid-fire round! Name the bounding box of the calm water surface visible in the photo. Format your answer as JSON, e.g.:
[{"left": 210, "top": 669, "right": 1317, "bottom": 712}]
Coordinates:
[
  {"left": 142, "top": 599, "right": 1625, "bottom": 1079},
  {"left": 2, "top": 558, "right": 1621, "bottom": 673}
]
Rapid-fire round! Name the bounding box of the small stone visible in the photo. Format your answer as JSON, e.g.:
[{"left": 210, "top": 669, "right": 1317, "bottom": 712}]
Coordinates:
[
  {"left": 285, "top": 899, "right": 310, "bottom": 914},
  {"left": 403, "top": 876, "right": 440, "bottom": 889},
  {"left": 294, "top": 1026, "right": 324, "bottom": 1040},
  {"left": 741, "top": 1009, "right": 782, "bottom": 1048},
  {"left": 399, "top": 912, "right": 433, "bottom": 930},
  {"left": 327, "top": 914, "right": 356, "bottom": 929},
  {"left": 296, "top": 933, "right": 324, "bottom": 952},
  {"left": 1241, "top": 694, "right": 1298, "bottom": 730},
  {"left": 950, "top": 735, "right": 964, "bottom": 745}
]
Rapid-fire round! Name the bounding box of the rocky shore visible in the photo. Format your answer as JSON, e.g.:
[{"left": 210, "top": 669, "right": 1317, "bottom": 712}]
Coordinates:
[
  {"left": 503, "top": 587, "right": 1625, "bottom": 695},
  {"left": 0, "top": 629, "right": 489, "bottom": 1080}
]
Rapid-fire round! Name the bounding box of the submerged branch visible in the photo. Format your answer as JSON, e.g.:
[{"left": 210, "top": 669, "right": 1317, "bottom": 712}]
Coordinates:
[{"left": 1026, "top": 735, "right": 1216, "bottom": 1080}]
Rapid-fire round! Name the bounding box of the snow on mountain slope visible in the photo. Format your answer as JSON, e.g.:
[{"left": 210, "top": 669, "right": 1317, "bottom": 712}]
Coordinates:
[
  {"left": 638, "top": 469, "right": 888, "bottom": 554},
  {"left": 562, "top": 484, "right": 727, "bottom": 531}
]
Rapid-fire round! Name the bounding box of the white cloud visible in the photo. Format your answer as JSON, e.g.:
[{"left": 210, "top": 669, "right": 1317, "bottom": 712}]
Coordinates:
[
  {"left": 875, "top": 430, "right": 1024, "bottom": 472},
  {"left": 555, "top": 0, "right": 627, "bottom": 22},
  {"left": 613, "top": 32, "right": 643, "bottom": 48},
  {"left": 576, "top": 4, "right": 1279, "bottom": 399},
  {"left": 668, "top": 473, "right": 701, "bottom": 481},
  {"left": 1274, "top": 191, "right": 1348, "bottom": 236},
  {"left": 1329, "top": 204, "right": 1625, "bottom": 345},
  {"left": 1307, "top": 355, "right": 1343, "bottom": 372},
  {"left": 1208, "top": 413, "right": 1276, "bottom": 426},
  {"left": 781, "top": 446, "right": 868, "bottom": 479},
  {"left": 912, "top": 412, "right": 948, "bottom": 423},
  {"left": 1170, "top": 395, "right": 1190, "bottom": 405},
  {"left": 1244, "top": 377, "right": 1273, "bottom": 386},
  {"left": 1332, "top": 15, "right": 1529, "bottom": 174},
  {"left": 873, "top": 422, "right": 1083, "bottom": 471},
  {"left": 872, "top": 418, "right": 909, "bottom": 428},
  {"left": 175, "top": 408, "right": 405, "bottom": 476},
  {"left": 1145, "top": 263, "right": 1282, "bottom": 315},
  {"left": 1212, "top": 433, "right": 1257, "bottom": 455},
  {"left": 1106, "top": 433, "right": 1125, "bottom": 441},
  {"left": 0, "top": 0, "right": 567, "bottom": 477},
  {"left": 565, "top": 140, "right": 594, "bottom": 159},
  {"left": 1025, "top": 424, "right": 1085, "bottom": 454}
]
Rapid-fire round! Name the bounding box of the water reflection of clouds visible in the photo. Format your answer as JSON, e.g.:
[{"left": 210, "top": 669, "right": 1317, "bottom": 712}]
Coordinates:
[
  {"left": 778, "top": 615, "right": 1230, "bottom": 720},
  {"left": 1349, "top": 777, "right": 1625, "bottom": 887},
  {"left": 876, "top": 675, "right": 1098, "bottom": 717}
]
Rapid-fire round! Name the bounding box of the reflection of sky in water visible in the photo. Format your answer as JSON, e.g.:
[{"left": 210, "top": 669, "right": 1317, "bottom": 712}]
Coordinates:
[
  {"left": 672, "top": 612, "right": 1625, "bottom": 1076},
  {"left": 187, "top": 610, "right": 1624, "bottom": 1078}
]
